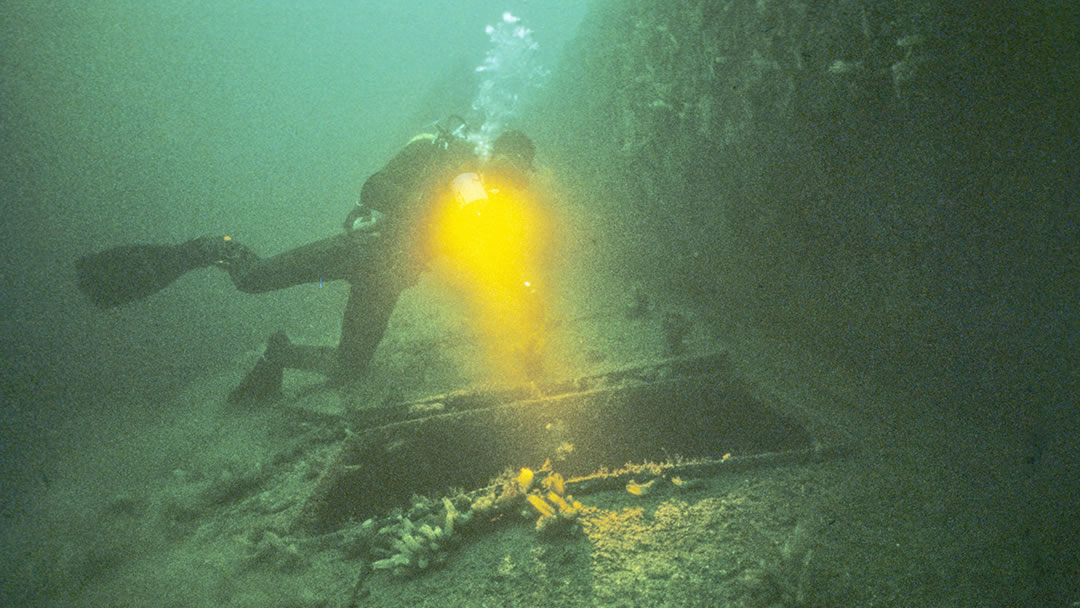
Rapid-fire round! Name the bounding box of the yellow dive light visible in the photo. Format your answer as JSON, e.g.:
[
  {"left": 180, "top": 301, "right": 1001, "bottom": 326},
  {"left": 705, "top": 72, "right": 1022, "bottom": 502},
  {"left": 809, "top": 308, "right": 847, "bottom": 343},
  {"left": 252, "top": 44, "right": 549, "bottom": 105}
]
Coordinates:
[
  {"left": 433, "top": 171, "right": 549, "bottom": 381},
  {"left": 451, "top": 172, "right": 489, "bottom": 207}
]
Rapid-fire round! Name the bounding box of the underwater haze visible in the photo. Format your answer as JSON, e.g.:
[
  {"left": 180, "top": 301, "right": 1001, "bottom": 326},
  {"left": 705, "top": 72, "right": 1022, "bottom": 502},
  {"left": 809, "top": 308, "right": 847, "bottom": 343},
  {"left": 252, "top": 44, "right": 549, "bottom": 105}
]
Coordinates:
[
  {"left": 2, "top": 3, "right": 584, "bottom": 601},
  {"left": 2, "top": 0, "right": 1079, "bottom": 606},
  {"left": 2, "top": 0, "right": 584, "bottom": 463}
]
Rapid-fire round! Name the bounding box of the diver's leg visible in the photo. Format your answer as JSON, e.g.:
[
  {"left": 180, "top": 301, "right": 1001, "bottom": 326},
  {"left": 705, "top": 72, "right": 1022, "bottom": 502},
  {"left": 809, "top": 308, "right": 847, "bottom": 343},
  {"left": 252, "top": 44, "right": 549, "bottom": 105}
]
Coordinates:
[
  {"left": 224, "top": 232, "right": 378, "bottom": 293},
  {"left": 226, "top": 278, "right": 402, "bottom": 403},
  {"left": 225, "top": 233, "right": 382, "bottom": 402},
  {"left": 336, "top": 270, "right": 405, "bottom": 382},
  {"left": 227, "top": 332, "right": 341, "bottom": 405}
]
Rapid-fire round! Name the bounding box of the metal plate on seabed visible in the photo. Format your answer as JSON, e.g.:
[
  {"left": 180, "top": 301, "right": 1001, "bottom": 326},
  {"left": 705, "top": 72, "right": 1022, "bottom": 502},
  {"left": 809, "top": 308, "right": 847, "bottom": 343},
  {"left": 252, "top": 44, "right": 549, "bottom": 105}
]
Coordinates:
[{"left": 296, "top": 352, "right": 848, "bottom": 532}]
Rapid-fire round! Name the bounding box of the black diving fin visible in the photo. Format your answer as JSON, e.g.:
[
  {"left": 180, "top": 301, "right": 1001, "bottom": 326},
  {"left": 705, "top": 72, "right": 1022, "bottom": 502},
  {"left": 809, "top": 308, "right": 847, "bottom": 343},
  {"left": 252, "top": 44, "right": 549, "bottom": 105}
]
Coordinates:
[{"left": 75, "top": 237, "right": 226, "bottom": 308}]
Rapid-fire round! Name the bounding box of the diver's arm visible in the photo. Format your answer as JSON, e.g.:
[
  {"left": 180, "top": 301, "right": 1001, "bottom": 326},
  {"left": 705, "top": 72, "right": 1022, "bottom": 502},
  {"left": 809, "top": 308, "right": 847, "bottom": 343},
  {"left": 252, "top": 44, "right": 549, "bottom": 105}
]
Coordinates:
[{"left": 344, "top": 138, "right": 443, "bottom": 234}]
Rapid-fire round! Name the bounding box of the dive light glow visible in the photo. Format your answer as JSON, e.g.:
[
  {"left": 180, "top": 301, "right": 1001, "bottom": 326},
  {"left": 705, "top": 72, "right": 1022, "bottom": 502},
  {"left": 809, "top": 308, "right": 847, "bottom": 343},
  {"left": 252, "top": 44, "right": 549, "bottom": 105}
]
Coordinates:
[{"left": 431, "top": 179, "right": 549, "bottom": 381}]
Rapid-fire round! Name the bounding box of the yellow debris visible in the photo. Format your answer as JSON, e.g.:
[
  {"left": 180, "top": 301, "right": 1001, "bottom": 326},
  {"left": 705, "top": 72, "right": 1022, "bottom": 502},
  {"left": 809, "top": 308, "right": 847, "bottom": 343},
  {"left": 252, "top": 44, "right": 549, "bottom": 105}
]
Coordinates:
[
  {"left": 555, "top": 441, "right": 575, "bottom": 460},
  {"left": 526, "top": 493, "right": 555, "bottom": 518},
  {"left": 542, "top": 472, "right": 566, "bottom": 496},
  {"left": 625, "top": 479, "right": 656, "bottom": 496},
  {"left": 517, "top": 468, "right": 535, "bottom": 492},
  {"left": 546, "top": 491, "right": 573, "bottom": 513},
  {"left": 671, "top": 476, "right": 703, "bottom": 490}
]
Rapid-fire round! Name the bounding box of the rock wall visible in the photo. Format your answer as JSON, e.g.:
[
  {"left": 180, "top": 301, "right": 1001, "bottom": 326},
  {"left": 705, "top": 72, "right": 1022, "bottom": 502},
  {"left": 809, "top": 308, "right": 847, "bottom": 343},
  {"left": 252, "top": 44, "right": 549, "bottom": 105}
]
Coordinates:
[
  {"left": 533, "top": 0, "right": 1076, "bottom": 411},
  {"left": 528, "top": 1, "right": 1078, "bottom": 598}
]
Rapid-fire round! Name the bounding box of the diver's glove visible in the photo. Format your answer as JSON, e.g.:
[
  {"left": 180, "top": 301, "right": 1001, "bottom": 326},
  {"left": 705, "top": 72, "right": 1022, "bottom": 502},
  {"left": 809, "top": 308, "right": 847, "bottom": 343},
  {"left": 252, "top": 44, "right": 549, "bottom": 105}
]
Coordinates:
[{"left": 344, "top": 202, "right": 385, "bottom": 234}]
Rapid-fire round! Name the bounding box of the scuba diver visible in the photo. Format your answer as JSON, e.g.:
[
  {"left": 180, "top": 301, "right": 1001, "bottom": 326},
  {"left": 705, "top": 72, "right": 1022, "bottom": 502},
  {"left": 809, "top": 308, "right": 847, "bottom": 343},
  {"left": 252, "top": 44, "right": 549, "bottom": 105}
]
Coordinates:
[{"left": 75, "top": 118, "right": 540, "bottom": 403}]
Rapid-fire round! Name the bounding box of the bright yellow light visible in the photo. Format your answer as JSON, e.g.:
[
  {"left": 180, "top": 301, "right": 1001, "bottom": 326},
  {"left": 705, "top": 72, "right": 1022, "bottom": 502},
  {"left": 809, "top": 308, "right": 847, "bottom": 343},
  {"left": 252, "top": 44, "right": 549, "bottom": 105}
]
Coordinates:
[{"left": 430, "top": 175, "right": 550, "bottom": 382}]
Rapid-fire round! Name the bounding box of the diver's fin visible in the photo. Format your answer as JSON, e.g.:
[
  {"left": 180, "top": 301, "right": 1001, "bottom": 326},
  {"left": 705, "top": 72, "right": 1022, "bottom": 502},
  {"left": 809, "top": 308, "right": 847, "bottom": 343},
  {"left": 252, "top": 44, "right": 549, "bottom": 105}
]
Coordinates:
[
  {"left": 75, "top": 237, "right": 224, "bottom": 308},
  {"left": 227, "top": 331, "right": 290, "bottom": 405}
]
